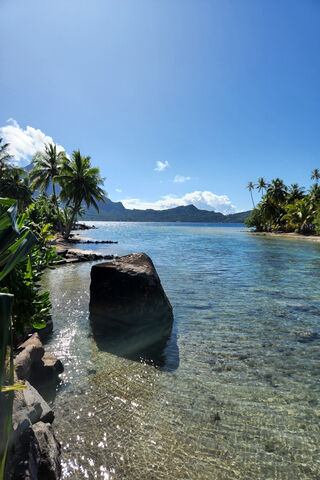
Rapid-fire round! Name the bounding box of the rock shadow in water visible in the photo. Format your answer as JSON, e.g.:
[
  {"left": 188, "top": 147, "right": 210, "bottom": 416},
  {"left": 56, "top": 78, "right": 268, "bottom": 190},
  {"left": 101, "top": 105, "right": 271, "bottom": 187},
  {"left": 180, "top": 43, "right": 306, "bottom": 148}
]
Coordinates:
[{"left": 91, "top": 319, "right": 179, "bottom": 371}]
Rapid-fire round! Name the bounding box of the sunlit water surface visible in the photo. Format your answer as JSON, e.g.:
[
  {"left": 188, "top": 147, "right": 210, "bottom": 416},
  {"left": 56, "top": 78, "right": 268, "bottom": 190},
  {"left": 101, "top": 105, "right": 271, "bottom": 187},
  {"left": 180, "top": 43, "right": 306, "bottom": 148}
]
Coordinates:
[{"left": 42, "top": 223, "right": 320, "bottom": 480}]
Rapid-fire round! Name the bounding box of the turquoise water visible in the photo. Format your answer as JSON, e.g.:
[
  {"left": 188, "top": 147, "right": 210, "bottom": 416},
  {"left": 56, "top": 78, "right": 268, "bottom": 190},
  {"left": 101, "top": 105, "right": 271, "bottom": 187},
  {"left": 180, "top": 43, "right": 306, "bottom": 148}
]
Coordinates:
[{"left": 42, "top": 223, "right": 320, "bottom": 479}]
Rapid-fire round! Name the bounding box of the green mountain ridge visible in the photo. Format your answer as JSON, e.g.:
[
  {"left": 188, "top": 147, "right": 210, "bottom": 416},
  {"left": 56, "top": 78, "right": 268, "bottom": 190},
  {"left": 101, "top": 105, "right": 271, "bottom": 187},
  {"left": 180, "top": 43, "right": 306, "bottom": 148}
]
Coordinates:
[{"left": 82, "top": 198, "right": 250, "bottom": 223}]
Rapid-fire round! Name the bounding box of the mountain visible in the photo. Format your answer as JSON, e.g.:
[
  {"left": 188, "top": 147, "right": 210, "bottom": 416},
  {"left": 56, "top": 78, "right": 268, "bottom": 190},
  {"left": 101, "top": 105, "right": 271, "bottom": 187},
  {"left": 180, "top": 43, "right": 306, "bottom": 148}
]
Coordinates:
[
  {"left": 82, "top": 198, "right": 250, "bottom": 223},
  {"left": 24, "top": 164, "right": 249, "bottom": 223}
]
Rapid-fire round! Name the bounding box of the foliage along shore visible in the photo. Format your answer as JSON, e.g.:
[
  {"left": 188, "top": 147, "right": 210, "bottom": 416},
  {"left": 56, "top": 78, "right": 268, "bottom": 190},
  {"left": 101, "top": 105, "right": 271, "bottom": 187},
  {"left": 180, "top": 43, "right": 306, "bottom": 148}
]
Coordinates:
[
  {"left": 0, "top": 138, "right": 106, "bottom": 478},
  {"left": 249, "top": 231, "right": 320, "bottom": 242},
  {"left": 245, "top": 171, "right": 320, "bottom": 235}
]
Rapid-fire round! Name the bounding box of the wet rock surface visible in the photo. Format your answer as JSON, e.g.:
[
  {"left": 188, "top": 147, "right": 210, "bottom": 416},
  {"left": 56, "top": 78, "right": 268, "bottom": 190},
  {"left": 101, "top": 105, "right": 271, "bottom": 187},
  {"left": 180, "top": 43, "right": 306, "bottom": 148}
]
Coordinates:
[
  {"left": 7, "top": 334, "right": 63, "bottom": 479},
  {"left": 72, "top": 223, "right": 96, "bottom": 230},
  {"left": 33, "top": 422, "right": 61, "bottom": 480},
  {"left": 14, "top": 333, "right": 63, "bottom": 387},
  {"left": 89, "top": 253, "right": 174, "bottom": 356},
  {"left": 55, "top": 248, "right": 115, "bottom": 265}
]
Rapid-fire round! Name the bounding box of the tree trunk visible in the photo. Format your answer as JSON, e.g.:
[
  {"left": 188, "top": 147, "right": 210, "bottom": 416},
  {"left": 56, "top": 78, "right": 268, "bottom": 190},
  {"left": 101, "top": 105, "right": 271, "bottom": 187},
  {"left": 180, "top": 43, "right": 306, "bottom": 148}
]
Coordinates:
[
  {"left": 250, "top": 191, "right": 255, "bottom": 208},
  {"left": 52, "top": 182, "right": 64, "bottom": 235},
  {"left": 63, "top": 205, "right": 79, "bottom": 241}
]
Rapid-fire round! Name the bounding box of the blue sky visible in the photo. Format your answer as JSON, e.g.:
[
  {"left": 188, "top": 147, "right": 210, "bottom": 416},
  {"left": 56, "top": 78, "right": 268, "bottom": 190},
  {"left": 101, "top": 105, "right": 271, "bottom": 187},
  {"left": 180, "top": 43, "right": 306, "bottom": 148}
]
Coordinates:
[{"left": 1, "top": 0, "right": 320, "bottom": 213}]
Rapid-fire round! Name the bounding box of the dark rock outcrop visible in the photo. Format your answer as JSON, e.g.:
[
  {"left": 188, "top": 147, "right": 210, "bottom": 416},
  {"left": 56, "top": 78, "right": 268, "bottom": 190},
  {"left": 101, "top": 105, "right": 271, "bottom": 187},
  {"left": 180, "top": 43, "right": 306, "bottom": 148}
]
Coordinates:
[
  {"left": 13, "top": 381, "right": 54, "bottom": 429},
  {"left": 33, "top": 422, "right": 61, "bottom": 480},
  {"left": 6, "top": 422, "right": 61, "bottom": 480},
  {"left": 14, "top": 333, "right": 63, "bottom": 387},
  {"left": 89, "top": 253, "right": 174, "bottom": 355},
  {"left": 55, "top": 248, "right": 115, "bottom": 265},
  {"left": 14, "top": 335, "right": 44, "bottom": 380},
  {"left": 7, "top": 335, "right": 62, "bottom": 480}
]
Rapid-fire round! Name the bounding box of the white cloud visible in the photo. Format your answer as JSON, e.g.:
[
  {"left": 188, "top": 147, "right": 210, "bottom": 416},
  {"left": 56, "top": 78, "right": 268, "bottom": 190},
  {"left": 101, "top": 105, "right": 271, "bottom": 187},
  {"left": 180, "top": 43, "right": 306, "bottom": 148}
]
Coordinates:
[
  {"left": 121, "top": 190, "right": 238, "bottom": 214},
  {"left": 0, "top": 118, "right": 65, "bottom": 164},
  {"left": 174, "top": 175, "right": 191, "bottom": 183},
  {"left": 115, "top": 188, "right": 122, "bottom": 193},
  {"left": 154, "top": 160, "right": 169, "bottom": 172}
]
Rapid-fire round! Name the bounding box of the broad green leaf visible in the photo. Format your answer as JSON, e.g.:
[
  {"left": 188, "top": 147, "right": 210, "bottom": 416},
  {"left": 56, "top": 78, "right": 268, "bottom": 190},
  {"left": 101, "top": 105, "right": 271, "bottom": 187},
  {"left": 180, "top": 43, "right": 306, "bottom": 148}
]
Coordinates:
[{"left": 0, "top": 231, "right": 38, "bottom": 281}]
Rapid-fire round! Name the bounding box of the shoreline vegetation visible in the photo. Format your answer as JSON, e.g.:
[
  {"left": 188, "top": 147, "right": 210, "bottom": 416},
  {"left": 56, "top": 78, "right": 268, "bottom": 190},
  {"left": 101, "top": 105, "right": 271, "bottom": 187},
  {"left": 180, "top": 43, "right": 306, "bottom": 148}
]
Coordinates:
[
  {"left": 0, "top": 139, "right": 106, "bottom": 479},
  {"left": 245, "top": 172, "right": 320, "bottom": 236},
  {"left": 249, "top": 230, "right": 320, "bottom": 242}
]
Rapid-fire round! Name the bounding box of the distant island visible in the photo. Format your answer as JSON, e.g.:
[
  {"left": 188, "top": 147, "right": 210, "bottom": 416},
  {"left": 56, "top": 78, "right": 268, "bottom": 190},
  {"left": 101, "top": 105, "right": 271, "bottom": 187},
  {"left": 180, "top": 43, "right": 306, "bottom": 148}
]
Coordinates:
[{"left": 82, "top": 198, "right": 250, "bottom": 223}]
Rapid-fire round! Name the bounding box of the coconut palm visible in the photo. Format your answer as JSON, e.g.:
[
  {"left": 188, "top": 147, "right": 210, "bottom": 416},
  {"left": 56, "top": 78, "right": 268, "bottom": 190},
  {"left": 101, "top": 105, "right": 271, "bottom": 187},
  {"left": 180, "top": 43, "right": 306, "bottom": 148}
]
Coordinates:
[
  {"left": 29, "top": 143, "right": 66, "bottom": 232},
  {"left": 259, "top": 196, "right": 277, "bottom": 231},
  {"left": 0, "top": 138, "right": 13, "bottom": 170},
  {"left": 0, "top": 167, "right": 32, "bottom": 212},
  {"left": 266, "top": 178, "right": 287, "bottom": 205},
  {"left": 311, "top": 168, "right": 320, "bottom": 186},
  {"left": 309, "top": 183, "right": 320, "bottom": 206},
  {"left": 247, "top": 181, "right": 255, "bottom": 208},
  {"left": 257, "top": 177, "right": 267, "bottom": 196},
  {"left": 287, "top": 184, "right": 305, "bottom": 204},
  {"left": 58, "top": 150, "right": 106, "bottom": 239},
  {"left": 283, "top": 198, "right": 316, "bottom": 234}
]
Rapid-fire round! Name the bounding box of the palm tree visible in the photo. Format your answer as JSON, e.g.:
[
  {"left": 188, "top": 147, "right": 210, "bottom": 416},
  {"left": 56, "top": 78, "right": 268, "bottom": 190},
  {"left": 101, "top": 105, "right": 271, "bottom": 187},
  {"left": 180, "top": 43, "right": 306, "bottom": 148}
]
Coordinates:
[
  {"left": 259, "top": 196, "right": 277, "bottom": 231},
  {"left": 247, "top": 181, "right": 255, "bottom": 208},
  {"left": 0, "top": 138, "right": 13, "bottom": 170},
  {"left": 283, "top": 198, "right": 316, "bottom": 234},
  {"left": 311, "top": 168, "right": 320, "bottom": 186},
  {"left": 0, "top": 167, "right": 32, "bottom": 212},
  {"left": 257, "top": 177, "right": 267, "bottom": 196},
  {"left": 266, "top": 178, "right": 287, "bottom": 205},
  {"left": 29, "top": 143, "right": 66, "bottom": 232},
  {"left": 309, "top": 183, "right": 320, "bottom": 206},
  {"left": 58, "top": 150, "right": 106, "bottom": 240},
  {"left": 287, "top": 183, "right": 305, "bottom": 204}
]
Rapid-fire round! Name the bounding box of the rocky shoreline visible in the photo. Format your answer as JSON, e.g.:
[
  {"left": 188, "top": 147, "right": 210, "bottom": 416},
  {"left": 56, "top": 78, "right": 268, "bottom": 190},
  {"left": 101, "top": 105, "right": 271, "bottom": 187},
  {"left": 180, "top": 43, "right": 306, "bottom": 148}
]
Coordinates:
[
  {"left": 52, "top": 224, "right": 117, "bottom": 264},
  {"left": 54, "top": 246, "right": 115, "bottom": 265},
  {"left": 5, "top": 223, "right": 119, "bottom": 479},
  {"left": 6, "top": 334, "right": 63, "bottom": 480}
]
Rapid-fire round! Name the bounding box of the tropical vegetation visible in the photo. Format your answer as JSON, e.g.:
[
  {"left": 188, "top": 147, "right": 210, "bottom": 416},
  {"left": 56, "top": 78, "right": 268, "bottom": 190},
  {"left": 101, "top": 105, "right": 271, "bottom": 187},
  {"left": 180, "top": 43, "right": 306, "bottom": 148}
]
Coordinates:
[
  {"left": 245, "top": 173, "right": 320, "bottom": 234},
  {"left": 0, "top": 198, "right": 38, "bottom": 479},
  {"left": 0, "top": 138, "right": 105, "bottom": 478}
]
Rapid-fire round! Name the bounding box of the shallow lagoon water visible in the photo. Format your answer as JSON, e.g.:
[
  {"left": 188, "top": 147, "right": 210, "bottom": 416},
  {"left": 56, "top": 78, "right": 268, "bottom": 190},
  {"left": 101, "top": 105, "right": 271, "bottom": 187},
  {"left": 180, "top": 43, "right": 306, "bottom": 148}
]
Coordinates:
[{"left": 42, "top": 223, "right": 320, "bottom": 479}]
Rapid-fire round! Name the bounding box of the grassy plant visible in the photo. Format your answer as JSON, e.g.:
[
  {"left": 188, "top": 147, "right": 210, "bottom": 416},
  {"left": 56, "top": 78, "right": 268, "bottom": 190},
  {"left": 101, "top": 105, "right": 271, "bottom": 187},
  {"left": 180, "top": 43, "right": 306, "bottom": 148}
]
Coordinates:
[{"left": 0, "top": 198, "right": 37, "bottom": 479}]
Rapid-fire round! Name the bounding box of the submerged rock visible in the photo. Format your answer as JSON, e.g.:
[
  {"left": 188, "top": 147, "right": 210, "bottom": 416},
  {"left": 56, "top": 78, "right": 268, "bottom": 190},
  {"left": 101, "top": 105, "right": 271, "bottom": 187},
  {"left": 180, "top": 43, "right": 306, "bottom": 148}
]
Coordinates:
[{"left": 89, "top": 253, "right": 174, "bottom": 354}]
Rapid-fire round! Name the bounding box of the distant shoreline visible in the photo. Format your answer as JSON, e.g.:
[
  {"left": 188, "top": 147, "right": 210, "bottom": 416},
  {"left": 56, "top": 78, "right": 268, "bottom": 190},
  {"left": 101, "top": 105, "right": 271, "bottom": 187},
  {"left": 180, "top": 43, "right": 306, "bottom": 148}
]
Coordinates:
[{"left": 249, "top": 231, "right": 320, "bottom": 243}]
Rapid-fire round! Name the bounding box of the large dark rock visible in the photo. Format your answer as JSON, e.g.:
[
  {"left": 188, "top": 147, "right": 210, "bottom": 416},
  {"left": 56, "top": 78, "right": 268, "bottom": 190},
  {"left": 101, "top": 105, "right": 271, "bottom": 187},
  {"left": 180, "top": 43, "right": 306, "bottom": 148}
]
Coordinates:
[
  {"left": 14, "top": 333, "right": 63, "bottom": 389},
  {"left": 14, "top": 334, "right": 45, "bottom": 380},
  {"left": 6, "top": 425, "right": 40, "bottom": 480},
  {"left": 33, "top": 422, "right": 61, "bottom": 480},
  {"left": 30, "top": 352, "right": 64, "bottom": 388},
  {"left": 6, "top": 422, "right": 61, "bottom": 480},
  {"left": 89, "top": 253, "right": 174, "bottom": 353},
  {"left": 13, "top": 381, "right": 54, "bottom": 430}
]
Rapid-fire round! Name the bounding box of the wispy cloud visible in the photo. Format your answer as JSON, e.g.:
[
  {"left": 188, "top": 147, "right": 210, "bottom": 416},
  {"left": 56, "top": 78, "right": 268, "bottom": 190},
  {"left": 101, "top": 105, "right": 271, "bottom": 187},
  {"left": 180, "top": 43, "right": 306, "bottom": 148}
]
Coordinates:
[
  {"left": 154, "top": 160, "right": 169, "bottom": 172},
  {"left": 121, "top": 190, "right": 238, "bottom": 214},
  {"left": 0, "top": 118, "right": 65, "bottom": 164},
  {"left": 115, "top": 188, "right": 122, "bottom": 193},
  {"left": 174, "top": 175, "right": 191, "bottom": 183}
]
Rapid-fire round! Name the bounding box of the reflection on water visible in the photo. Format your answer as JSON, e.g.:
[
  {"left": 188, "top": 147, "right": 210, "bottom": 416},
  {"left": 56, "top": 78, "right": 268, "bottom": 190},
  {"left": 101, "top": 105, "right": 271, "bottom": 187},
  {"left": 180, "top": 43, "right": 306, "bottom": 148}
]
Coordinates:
[
  {"left": 42, "top": 223, "right": 320, "bottom": 479},
  {"left": 91, "top": 323, "right": 179, "bottom": 370}
]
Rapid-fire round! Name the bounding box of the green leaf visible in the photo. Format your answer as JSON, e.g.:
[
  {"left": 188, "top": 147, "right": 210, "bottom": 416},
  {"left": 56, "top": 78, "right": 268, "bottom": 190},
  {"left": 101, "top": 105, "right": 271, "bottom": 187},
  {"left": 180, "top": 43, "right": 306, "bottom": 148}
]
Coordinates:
[
  {"left": 0, "top": 231, "right": 38, "bottom": 282},
  {"left": 31, "top": 321, "right": 47, "bottom": 330}
]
